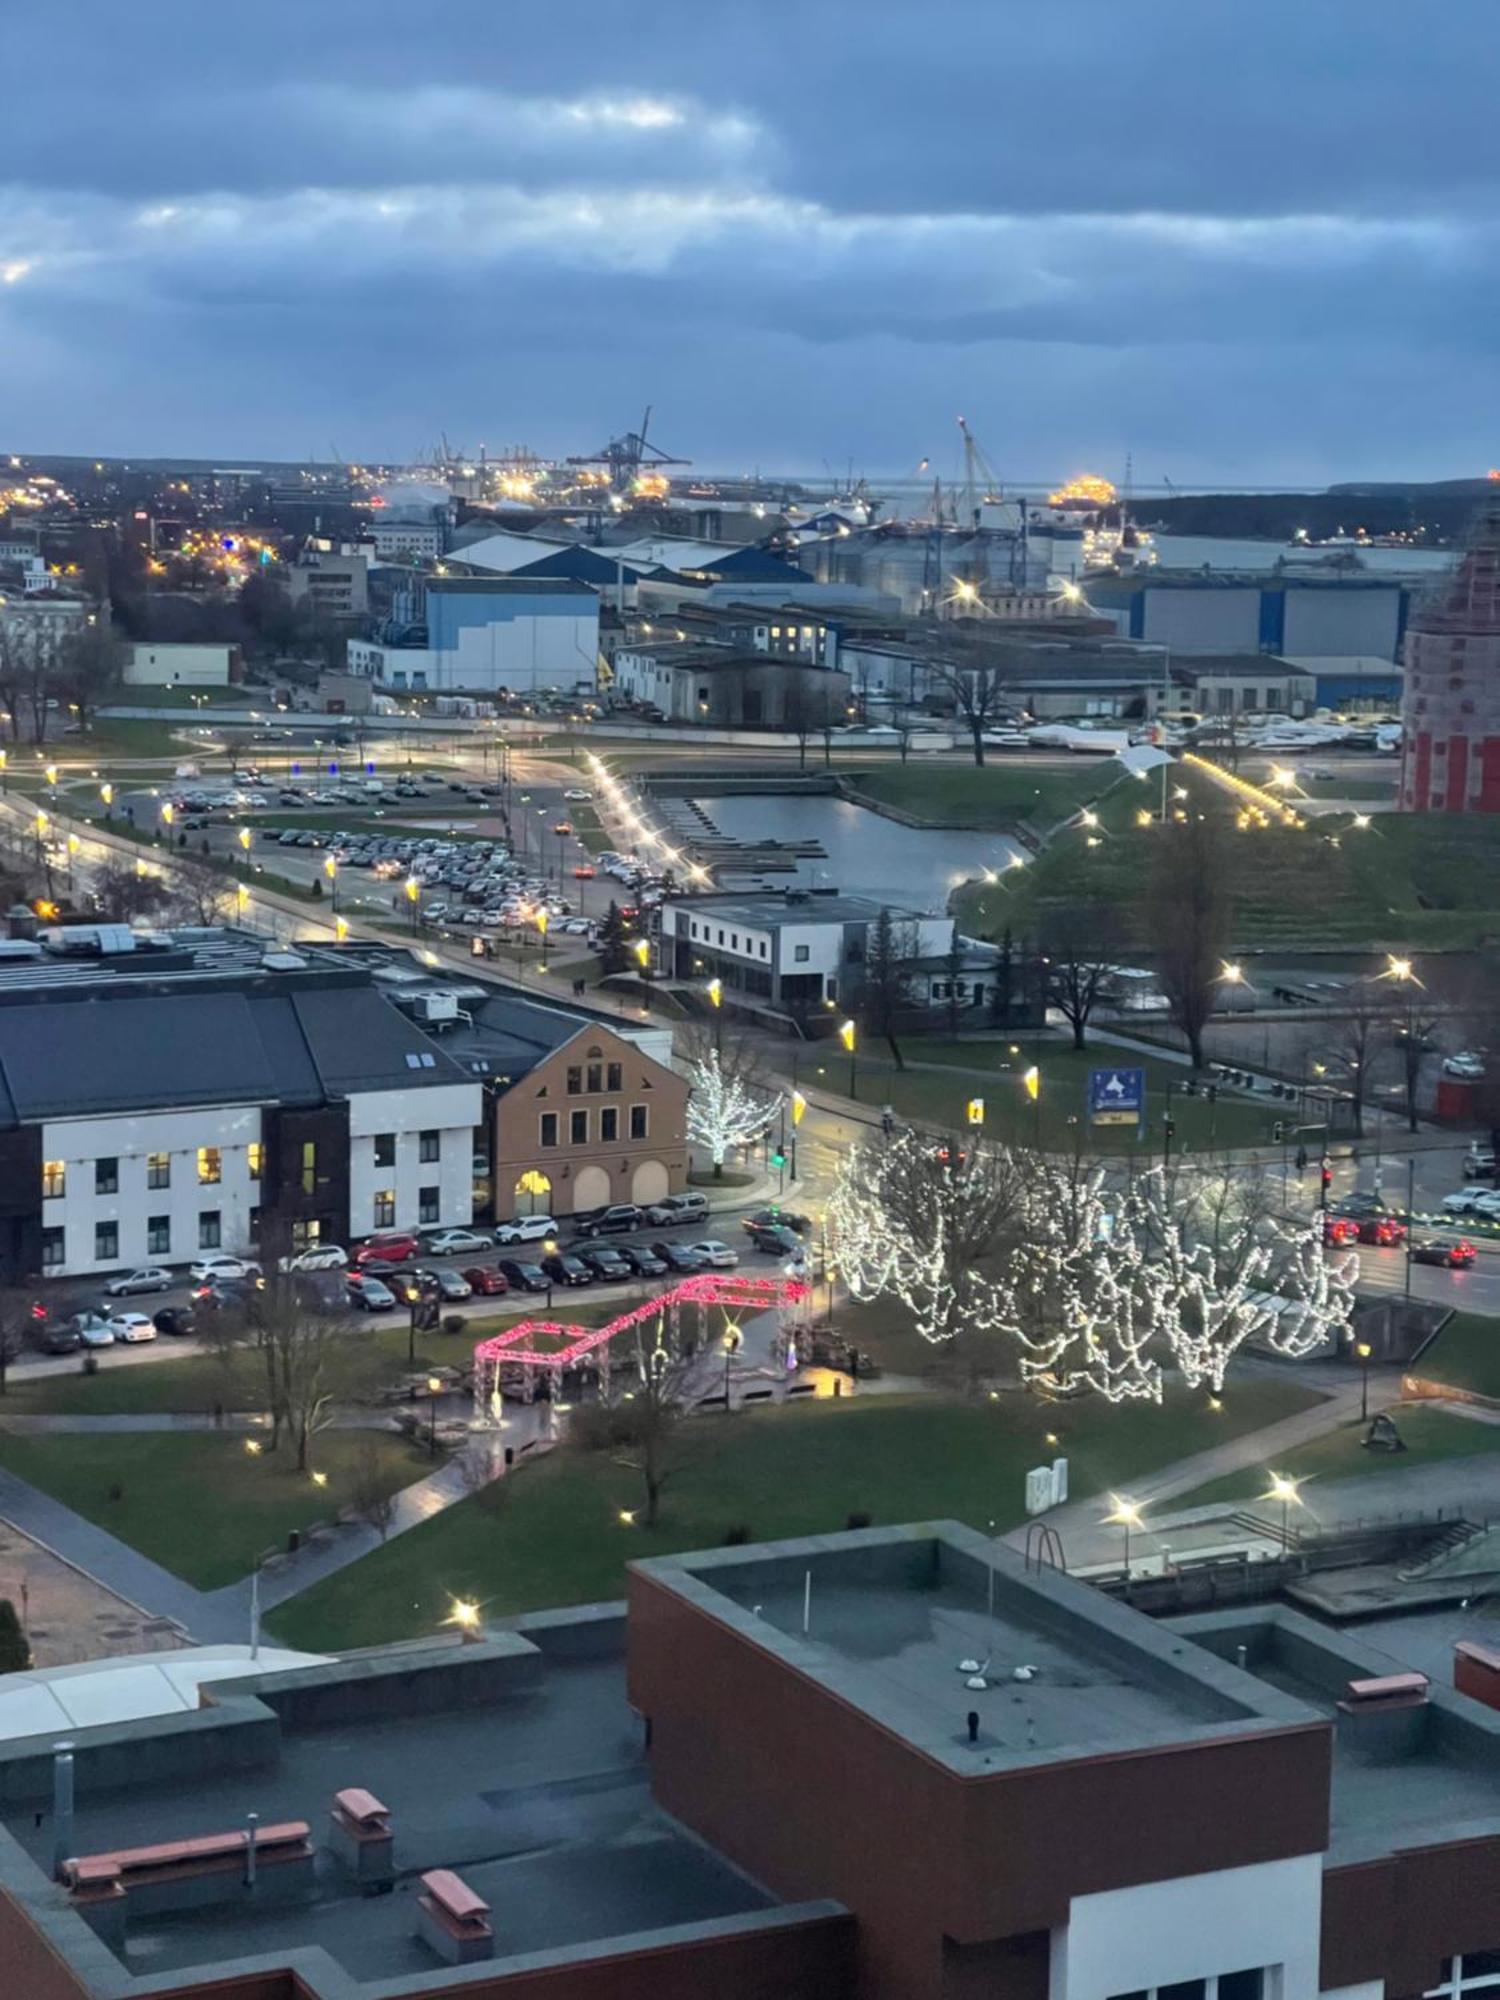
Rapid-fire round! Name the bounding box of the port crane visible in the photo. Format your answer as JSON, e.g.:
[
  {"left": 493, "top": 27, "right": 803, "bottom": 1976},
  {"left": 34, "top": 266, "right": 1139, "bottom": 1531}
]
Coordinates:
[{"left": 566, "top": 407, "right": 691, "bottom": 492}]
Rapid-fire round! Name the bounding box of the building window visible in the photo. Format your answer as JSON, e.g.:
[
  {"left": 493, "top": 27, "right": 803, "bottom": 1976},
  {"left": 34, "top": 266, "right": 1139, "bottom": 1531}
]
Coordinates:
[
  {"left": 606, "top": 1061, "right": 622, "bottom": 1092},
  {"left": 794, "top": 944, "right": 810, "bottom": 963},
  {"left": 419, "top": 1129, "right": 440, "bottom": 1164},
  {"left": 570, "top": 1110, "right": 589, "bottom": 1146},
  {"left": 247, "top": 1142, "right": 264, "bottom": 1182},
  {"left": 197, "top": 1146, "right": 222, "bottom": 1186},
  {"left": 301, "top": 1141, "right": 317, "bottom": 1195},
  {"left": 198, "top": 1210, "right": 222, "bottom": 1250},
  {"left": 539, "top": 1112, "right": 558, "bottom": 1149},
  {"left": 1427, "top": 1954, "right": 1500, "bottom": 1998},
  {"left": 566, "top": 1065, "right": 582, "bottom": 1096},
  {"left": 373, "top": 1190, "right": 396, "bottom": 1229},
  {"left": 629, "top": 1104, "right": 648, "bottom": 1140},
  {"left": 373, "top": 1133, "right": 396, "bottom": 1170},
  {"left": 601, "top": 1107, "right": 619, "bottom": 1143},
  {"left": 94, "top": 1221, "right": 119, "bottom": 1262},
  {"left": 418, "top": 1184, "right": 440, "bottom": 1225},
  {"left": 95, "top": 1157, "right": 118, "bottom": 1196},
  {"left": 42, "top": 1159, "right": 65, "bottom": 1200},
  {"left": 40, "top": 1227, "right": 64, "bottom": 1271},
  {"left": 290, "top": 1218, "right": 322, "bottom": 1252},
  {"left": 147, "top": 1151, "right": 170, "bottom": 1190},
  {"left": 147, "top": 1215, "right": 171, "bottom": 1255}
]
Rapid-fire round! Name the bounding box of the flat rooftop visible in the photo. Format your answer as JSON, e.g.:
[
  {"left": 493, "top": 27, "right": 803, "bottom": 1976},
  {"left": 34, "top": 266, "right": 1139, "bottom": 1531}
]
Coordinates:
[
  {"left": 0, "top": 1628, "right": 777, "bottom": 1991},
  {"left": 1172, "top": 1607, "right": 1500, "bottom": 1866},
  {"left": 634, "top": 1526, "right": 1311, "bottom": 1773}
]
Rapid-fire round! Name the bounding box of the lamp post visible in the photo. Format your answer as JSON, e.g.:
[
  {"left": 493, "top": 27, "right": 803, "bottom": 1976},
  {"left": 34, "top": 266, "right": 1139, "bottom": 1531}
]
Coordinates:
[
  {"left": 1023, "top": 1065, "right": 1041, "bottom": 1147},
  {"left": 324, "top": 854, "right": 337, "bottom": 909},
  {"left": 840, "top": 1018, "right": 857, "bottom": 1099},
  {"left": 1356, "top": 1340, "right": 1373, "bottom": 1422},
  {"left": 427, "top": 1374, "right": 443, "bottom": 1458},
  {"left": 1264, "top": 1472, "right": 1303, "bottom": 1552},
  {"left": 535, "top": 907, "right": 549, "bottom": 970},
  {"left": 722, "top": 1325, "right": 741, "bottom": 1405},
  {"left": 1103, "top": 1495, "right": 1144, "bottom": 1579},
  {"left": 405, "top": 876, "right": 419, "bottom": 932},
  {"left": 707, "top": 976, "right": 723, "bottom": 1052},
  {"left": 542, "top": 1237, "right": 557, "bottom": 1314}
]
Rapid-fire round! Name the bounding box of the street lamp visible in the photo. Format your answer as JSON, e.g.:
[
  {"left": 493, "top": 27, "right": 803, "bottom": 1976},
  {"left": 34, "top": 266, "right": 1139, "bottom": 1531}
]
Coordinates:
[
  {"left": 334, "top": 915, "right": 350, "bottom": 942},
  {"left": 840, "top": 1018, "right": 857, "bottom": 1098},
  {"left": 404, "top": 876, "right": 420, "bottom": 931},
  {"left": 1264, "top": 1472, "right": 1303, "bottom": 1551},
  {"left": 448, "top": 1597, "right": 481, "bottom": 1638},
  {"left": 535, "top": 907, "right": 549, "bottom": 969},
  {"left": 707, "top": 975, "right": 723, "bottom": 1050},
  {"left": 1356, "top": 1340, "right": 1373, "bottom": 1422},
  {"left": 324, "top": 854, "right": 337, "bottom": 909},
  {"left": 722, "top": 1324, "right": 741, "bottom": 1404},
  {"left": 634, "top": 936, "right": 651, "bottom": 976},
  {"left": 1103, "top": 1494, "right": 1144, "bottom": 1577},
  {"left": 427, "top": 1374, "right": 444, "bottom": 1458},
  {"left": 1023, "top": 1064, "right": 1041, "bottom": 1145},
  {"left": 238, "top": 826, "right": 253, "bottom": 855},
  {"left": 99, "top": 782, "right": 112, "bottom": 815}
]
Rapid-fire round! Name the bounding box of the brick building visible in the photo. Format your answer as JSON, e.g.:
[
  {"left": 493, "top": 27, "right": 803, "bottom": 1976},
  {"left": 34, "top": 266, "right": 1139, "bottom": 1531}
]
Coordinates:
[{"left": 1401, "top": 502, "right": 1500, "bottom": 812}]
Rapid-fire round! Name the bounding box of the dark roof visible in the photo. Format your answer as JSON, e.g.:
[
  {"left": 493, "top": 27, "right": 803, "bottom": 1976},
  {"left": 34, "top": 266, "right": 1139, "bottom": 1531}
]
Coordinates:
[
  {"left": 427, "top": 575, "right": 595, "bottom": 598},
  {"left": 512, "top": 546, "right": 645, "bottom": 586},
  {"left": 1180, "top": 653, "right": 1316, "bottom": 679}
]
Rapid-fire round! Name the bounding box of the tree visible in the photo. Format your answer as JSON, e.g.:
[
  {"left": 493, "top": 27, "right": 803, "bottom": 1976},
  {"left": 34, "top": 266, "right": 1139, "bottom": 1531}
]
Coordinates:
[
  {"left": 1316, "top": 976, "right": 1393, "bottom": 1140},
  {"left": 569, "top": 1320, "right": 699, "bottom": 1527},
  {"left": 942, "top": 930, "right": 965, "bottom": 1039},
  {"left": 684, "top": 1043, "right": 779, "bottom": 1179},
  {"left": 348, "top": 1443, "right": 399, "bottom": 1542},
  {"left": 1393, "top": 1001, "right": 1440, "bottom": 1135},
  {"left": 597, "top": 900, "right": 630, "bottom": 976},
  {"left": 927, "top": 657, "right": 1011, "bottom": 766},
  {"left": 782, "top": 678, "right": 814, "bottom": 771},
  {"left": 55, "top": 619, "right": 123, "bottom": 735},
  {"left": 1039, "top": 903, "right": 1122, "bottom": 1051},
  {"left": 0, "top": 1600, "right": 29, "bottom": 1675},
  {"left": 90, "top": 855, "right": 173, "bottom": 925},
  {"left": 167, "top": 853, "right": 235, "bottom": 928},
  {"left": 1144, "top": 812, "right": 1234, "bottom": 1070},
  {"left": 863, "top": 906, "right": 920, "bottom": 1069}
]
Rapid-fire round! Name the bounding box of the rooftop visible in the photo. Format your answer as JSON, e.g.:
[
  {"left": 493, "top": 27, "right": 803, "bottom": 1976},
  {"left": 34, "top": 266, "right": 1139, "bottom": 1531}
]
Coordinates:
[
  {"left": 662, "top": 889, "right": 925, "bottom": 928},
  {"left": 632, "top": 1526, "right": 1307, "bottom": 1773}
]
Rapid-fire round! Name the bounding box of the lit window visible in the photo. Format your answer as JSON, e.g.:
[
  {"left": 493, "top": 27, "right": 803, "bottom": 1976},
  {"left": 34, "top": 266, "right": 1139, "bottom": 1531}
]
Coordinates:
[
  {"left": 247, "top": 1142, "right": 263, "bottom": 1182},
  {"left": 373, "top": 1190, "right": 396, "bottom": 1229},
  {"left": 42, "top": 1160, "right": 65, "bottom": 1199},
  {"left": 301, "top": 1141, "right": 317, "bottom": 1195},
  {"left": 147, "top": 1152, "right": 170, "bottom": 1190},
  {"left": 197, "top": 1147, "right": 222, "bottom": 1186}
]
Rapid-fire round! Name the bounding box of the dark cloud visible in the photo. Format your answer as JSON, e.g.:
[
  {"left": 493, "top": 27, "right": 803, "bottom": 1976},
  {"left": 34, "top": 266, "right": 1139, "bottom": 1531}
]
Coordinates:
[{"left": 1, "top": 2, "right": 1495, "bottom": 477}]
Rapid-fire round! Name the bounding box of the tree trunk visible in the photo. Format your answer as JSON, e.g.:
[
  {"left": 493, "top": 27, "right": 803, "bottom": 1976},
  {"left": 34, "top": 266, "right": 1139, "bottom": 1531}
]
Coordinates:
[
  {"left": 1071, "top": 1020, "right": 1087, "bottom": 1051},
  {"left": 1187, "top": 1026, "right": 1206, "bottom": 1071},
  {"left": 970, "top": 720, "right": 986, "bottom": 767},
  {"left": 645, "top": 1472, "right": 662, "bottom": 1527},
  {"left": 886, "top": 1030, "right": 905, "bottom": 1072}
]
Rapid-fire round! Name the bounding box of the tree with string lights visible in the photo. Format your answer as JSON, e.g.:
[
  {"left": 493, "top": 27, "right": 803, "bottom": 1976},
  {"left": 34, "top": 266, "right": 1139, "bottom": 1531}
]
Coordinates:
[{"left": 684, "top": 1046, "right": 780, "bottom": 1180}]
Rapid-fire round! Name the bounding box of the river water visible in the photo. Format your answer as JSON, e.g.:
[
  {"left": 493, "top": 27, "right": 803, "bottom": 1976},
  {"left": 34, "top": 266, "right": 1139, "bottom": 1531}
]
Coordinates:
[{"left": 686, "top": 794, "right": 1022, "bottom": 906}]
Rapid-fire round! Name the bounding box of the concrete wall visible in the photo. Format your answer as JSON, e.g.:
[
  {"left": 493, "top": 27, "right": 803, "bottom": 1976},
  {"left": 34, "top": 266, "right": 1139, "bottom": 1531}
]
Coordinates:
[{"left": 124, "top": 643, "right": 234, "bottom": 687}]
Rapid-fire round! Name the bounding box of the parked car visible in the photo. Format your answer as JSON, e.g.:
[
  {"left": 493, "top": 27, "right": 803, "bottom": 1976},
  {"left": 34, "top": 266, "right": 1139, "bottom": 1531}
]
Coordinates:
[
  {"left": 347, "top": 1274, "right": 397, "bottom": 1312},
  {"left": 563, "top": 789, "right": 593, "bottom": 802},
  {"left": 1322, "top": 1216, "right": 1359, "bottom": 1246},
  {"left": 189, "top": 1254, "right": 261, "bottom": 1285},
  {"left": 277, "top": 1244, "right": 348, "bottom": 1273},
  {"left": 152, "top": 1306, "right": 196, "bottom": 1337},
  {"left": 645, "top": 1192, "right": 710, "bottom": 1227},
  {"left": 354, "top": 1233, "right": 421, "bottom": 1266},
  {"left": 77, "top": 1318, "right": 116, "bottom": 1347},
  {"left": 616, "top": 1244, "right": 667, "bottom": 1277},
  {"left": 541, "top": 1252, "right": 592, "bottom": 1288},
  {"left": 571, "top": 1204, "right": 641, "bottom": 1241},
  {"left": 651, "top": 1240, "right": 706, "bottom": 1273},
  {"left": 742, "top": 1207, "right": 811, "bottom": 1237},
  {"left": 1464, "top": 1145, "right": 1497, "bottom": 1181},
  {"left": 412, "top": 1266, "right": 472, "bottom": 1301},
  {"left": 41, "top": 1322, "right": 83, "bottom": 1355},
  {"left": 1444, "top": 1051, "right": 1487, "bottom": 1080},
  {"left": 1330, "top": 1192, "right": 1391, "bottom": 1222},
  {"left": 497, "top": 1259, "right": 549, "bottom": 1292},
  {"left": 422, "top": 1228, "right": 493, "bottom": 1258},
  {"left": 101, "top": 1266, "right": 173, "bottom": 1297},
  {"left": 685, "top": 1240, "right": 739, "bottom": 1269},
  {"left": 462, "top": 1266, "right": 510, "bottom": 1297},
  {"left": 578, "top": 1246, "right": 633, "bottom": 1282},
  {"left": 1409, "top": 1237, "right": 1478, "bottom": 1269},
  {"left": 1442, "top": 1187, "right": 1500, "bottom": 1217},
  {"left": 494, "top": 1214, "right": 558, "bottom": 1246},
  {"left": 107, "top": 1312, "right": 158, "bottom": 1344}
]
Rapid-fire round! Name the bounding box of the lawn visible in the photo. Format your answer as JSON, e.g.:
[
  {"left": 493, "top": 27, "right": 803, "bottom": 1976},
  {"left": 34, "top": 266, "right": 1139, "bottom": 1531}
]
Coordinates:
[
  {"left": 1169, "top": 1403, "right": 1500, "bottom": 1514},
  {"left": 266, "top": 1377, "right": 1321, "bottom": 1652},
  {"left": 1407, "top": 1311, "right": 1500, "bottom": 1401},
  {"left": 842, "top": 762, "right": 1119, "bottom": 831},
  {"left": 805, "top": 1034, "right": 1283, "bottom": 1155},
  {"left": 0, "top": 1429, "right": 430, "bottom": 1590}
]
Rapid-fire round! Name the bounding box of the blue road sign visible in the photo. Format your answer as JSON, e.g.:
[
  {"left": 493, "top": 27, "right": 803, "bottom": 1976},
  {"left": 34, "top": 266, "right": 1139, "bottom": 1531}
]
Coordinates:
[{"left": 1088, "top": 1065, "right": 1146, "bottom": 1126}]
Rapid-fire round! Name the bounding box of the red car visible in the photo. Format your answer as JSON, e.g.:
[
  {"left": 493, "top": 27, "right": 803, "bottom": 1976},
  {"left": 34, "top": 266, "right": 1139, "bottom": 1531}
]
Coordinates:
[
  {"left": 462, "top": 1266, "right": 510, "bottom": 1296},
  {"left": 1357, "top": 1215, "right": 1407, "bottom": 1247},
  {"left": 354, "top": 1232, "right": 420, "bottom": 1267},
  {"left": 572, "top": 863, "right": 596, "bottom": 879},
  {"left": 551, "top": 819, "right": 573, "bottom": 835},
  {"left": 1322, "top": 1216, "right": 1359, "bottom": 1247}
]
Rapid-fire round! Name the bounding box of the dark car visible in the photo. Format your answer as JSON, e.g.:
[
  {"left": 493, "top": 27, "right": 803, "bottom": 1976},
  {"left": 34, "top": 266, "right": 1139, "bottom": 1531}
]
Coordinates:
[
  {"left": 651, "top": 1239, "right": 706, "bottom": 1273},
  {"left": 746, "top": 1222, "right": 802, "bottom": 1257},
  {"left": 1331, "top": 1192, "right": 1391, "bottom": 1222},
  {"left": 40, "top": 1322, "right": 83, "bottom": 1355},
  {"left": 462, "top": 1265, "right": 510, "bottom": 1296},
  {"left": 152, "top": 1306, "right": 197, "bottom": 1337},
  {"left": 194, "top": 1278, "right": 254, "bottom": 1310},
  {"left": 578, "top": 1246, "right": 632, "bottom": 1282},
  {"left": 355, "top": 1257, "right": 408, "bottom": 1281},
  {"left": 1356, "top": 1214, "right": 1407, "bottom": 1247},
  {"left": 1409, "top": 1237, "right": 1478, "bottom": 1269},
  {"left": 412, "top": 1266, "right": 473, "bottom": 1302},
  {"left": 616, "top": 1244, "right": 668, "bottom": 1277},
  {"left": 497, "top": 1258, "right": 549, "bottom": 1293},
  {"left": 743, "top": 1207, "right": 811, "bottom": 1237},
  {"left": 571, "top": 1203, "right": 641, "bottom": 1240},
  {"left": 541, "top": 1252, "right": 592, "bottom": 1288}
]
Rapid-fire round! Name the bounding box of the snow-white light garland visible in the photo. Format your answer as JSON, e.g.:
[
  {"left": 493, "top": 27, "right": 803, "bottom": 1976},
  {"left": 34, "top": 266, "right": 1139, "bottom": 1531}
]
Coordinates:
[{"left": 684, "top": 1050, "right": 780, "bottom": 1169}]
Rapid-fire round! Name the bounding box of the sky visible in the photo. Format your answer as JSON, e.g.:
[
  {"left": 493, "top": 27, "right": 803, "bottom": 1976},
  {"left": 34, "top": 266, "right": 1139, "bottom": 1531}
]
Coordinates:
[{"left": 3, "top": 3, "right": 1497, "bottom": 485}]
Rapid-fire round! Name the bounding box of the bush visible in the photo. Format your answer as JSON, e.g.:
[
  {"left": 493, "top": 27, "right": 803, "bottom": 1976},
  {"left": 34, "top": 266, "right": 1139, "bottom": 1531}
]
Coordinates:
[
  {"left": 845, "top": 1509, "right": 874, "bottom": 1531},
  {"left": 722, "top": 1523, "right": 752, "bottom": 1545},
  {"left": 0, "top": 1599, "right": 29, "bottom": 1675},
  {"left": 442, "top": 1315, "right": 466, "bottom": 1336}
]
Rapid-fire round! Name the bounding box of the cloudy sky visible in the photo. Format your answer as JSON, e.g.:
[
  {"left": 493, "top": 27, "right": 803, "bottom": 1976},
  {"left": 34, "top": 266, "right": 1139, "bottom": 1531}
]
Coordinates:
[{"left": 4, "top": 4, "right": 1495, "bottom": 483}]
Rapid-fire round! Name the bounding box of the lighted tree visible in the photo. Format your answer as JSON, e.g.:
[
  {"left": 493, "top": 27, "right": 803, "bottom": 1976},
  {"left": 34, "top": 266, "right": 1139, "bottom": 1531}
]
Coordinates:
[{"left": 684, "top": 1047, "right": 780, "bottom": 1180}]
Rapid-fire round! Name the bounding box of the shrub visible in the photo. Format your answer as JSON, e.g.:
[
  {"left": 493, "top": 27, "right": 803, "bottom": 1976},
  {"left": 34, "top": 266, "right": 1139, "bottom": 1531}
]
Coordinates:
[{"left": 0, "top": 1600, "right": 29, "bottom": 1675}]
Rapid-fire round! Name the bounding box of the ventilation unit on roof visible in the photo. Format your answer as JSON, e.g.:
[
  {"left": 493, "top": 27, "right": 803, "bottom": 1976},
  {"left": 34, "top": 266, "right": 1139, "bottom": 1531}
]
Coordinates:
[
  {"left": 261, "top": 951, "right": 308, "bottom": 971},
  {"left": 409, "top": 991, "right": 459, "bottom": 1024}
]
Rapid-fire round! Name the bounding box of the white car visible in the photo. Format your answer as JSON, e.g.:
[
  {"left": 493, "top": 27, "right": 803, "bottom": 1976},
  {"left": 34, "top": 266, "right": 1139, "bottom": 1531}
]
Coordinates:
[
  {"left": 687, "top": 1240, "right": 740, "bottom": 1269},
  {"left": 108, "top": 1312, "right": 158, "bottom": 1344},
  {"left": 563, "top": 789, "right": 593, "bottom": 802},
  {"left": 422, "top": 1229, "right": 493, "bottom": 1258},
  {"left": 189, "top": 1255, "right": 262, "bottom": 1285},
  {"left": 101, "top": 1266, "right": 173, "bottom": 1297},
  {"left": 494, "top": 1214, "right": 558, "bottom": 1246},
  {"left": 277, "top": 1245, "right": 349, "bottom": 1273},
  {"left": 1444, "top": 1052, "right": 1486, "bottom": 1080},
  {"left": 1443, "top": 1187, "right": 1500, "bottom": 1217}
]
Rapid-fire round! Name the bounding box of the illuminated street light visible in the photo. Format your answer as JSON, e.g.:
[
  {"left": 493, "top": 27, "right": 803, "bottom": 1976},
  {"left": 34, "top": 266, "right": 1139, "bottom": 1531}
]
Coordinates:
[
  {"left": 1263, "top": 1471, "right": 1304, "bottom": 1550},
  {"left": 1103, "top": 1494, "right": 1144, "bottom": 1575},
  {"left": 238, "top": 826, "right": 253, "bottom": 852}
]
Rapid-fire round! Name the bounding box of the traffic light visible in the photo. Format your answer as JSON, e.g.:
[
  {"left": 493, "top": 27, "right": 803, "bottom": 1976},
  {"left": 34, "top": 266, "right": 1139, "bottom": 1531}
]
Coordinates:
[{"left": 769, "top": 1150, "right": 786, "bottom": 1169}]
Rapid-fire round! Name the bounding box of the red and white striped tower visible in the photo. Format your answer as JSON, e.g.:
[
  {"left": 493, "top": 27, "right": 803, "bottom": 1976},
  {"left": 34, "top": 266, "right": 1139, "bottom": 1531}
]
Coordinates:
[{"left": 1401, "top": 499, "right": 1500, "bottom": 813}]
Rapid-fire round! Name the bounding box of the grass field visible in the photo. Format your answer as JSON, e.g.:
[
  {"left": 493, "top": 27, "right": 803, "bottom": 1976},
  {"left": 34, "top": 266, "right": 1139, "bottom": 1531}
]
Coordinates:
[
  {"left": 1170, "top": 1403, "right": 1500, "bottom": 1514},
  {"left": 842, "top": 762, "right": 1120, "bottom": 831},
  {"left": 1406, "top": 1312, "right": 1500, "bottom": 1401},
  {"left": 266, "top": 1378, "right": 1321, "bottom": 1651},
  {"left": 0, "top": 1429, "right": 430, "bottom": 1590},
  {"left": 808, "top": 1034, "right": 1283, "bottom": 1154}
]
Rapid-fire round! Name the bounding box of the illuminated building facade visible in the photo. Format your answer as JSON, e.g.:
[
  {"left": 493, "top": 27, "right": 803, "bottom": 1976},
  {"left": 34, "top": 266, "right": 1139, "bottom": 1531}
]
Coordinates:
[{"left": 1401, "top": 502, "right": 1500, "bottom": 812}]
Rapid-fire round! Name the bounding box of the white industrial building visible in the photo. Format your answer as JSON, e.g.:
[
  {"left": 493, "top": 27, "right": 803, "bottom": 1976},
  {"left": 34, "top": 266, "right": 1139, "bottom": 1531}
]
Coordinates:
[
  {"left": 123, "top": 642, "right": 238, "bottom": 689},
  {"left": 349, "top": 576, "right": 599, "bottom": 695}
]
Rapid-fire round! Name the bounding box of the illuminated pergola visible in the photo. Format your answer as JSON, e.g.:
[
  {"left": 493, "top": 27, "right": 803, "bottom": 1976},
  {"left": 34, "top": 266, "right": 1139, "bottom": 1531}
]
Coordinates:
[{"left": 471, "top": 1271, "right": 810, "bottom": 1417}]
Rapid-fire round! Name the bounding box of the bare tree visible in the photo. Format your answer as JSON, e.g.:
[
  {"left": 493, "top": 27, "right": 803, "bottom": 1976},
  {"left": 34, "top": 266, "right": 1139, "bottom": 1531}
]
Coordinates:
[
  {"left": 0, "top": 622, "right": 30, "bottom": 742},
  {"left": 781, "top": 679, "right": 814, "bottom": 771},
  {"left": 0, "top": 1288, "right": 33, "bottom": 1396},
  {"left": 568, "top": 1323, "right": 700, "bottom": 1527},
  {"left": 1393, "top": 999, "right": 1440, "bottom": 1135},
  {"left": 56, "top": 620, "right": 123, "bottom": 735},
  {"left": 927, "top": 657, "right": 1011, "bottom": 766},
  {"left": 348, "top": 1442, "right": 399, "bottom": 1542},
  {"left": 90, "top": 855, "right": 173, "bottom": 925},
  {"left": 1314, "top": 977, "right": 1393, "bottom": 1140},
  {"left": 862, "top": 906, "right": 920, "bottom": 1068},
  {"left": 1039, "top": 903, "right": 1122, "bottom": 1051},
  {"left": 167, "top": 853, "right": 236, "bottom": 927},
  {"left": 1144, "top": 813, "right": 1234, "bottom": 1070},
  {"left": 942, "top": 930, "right": 965, "bottom": 1039}
]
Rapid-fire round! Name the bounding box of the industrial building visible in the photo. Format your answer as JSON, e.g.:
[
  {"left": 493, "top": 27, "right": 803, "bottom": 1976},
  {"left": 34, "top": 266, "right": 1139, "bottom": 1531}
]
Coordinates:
[
  {"left": 7, "top": 1521, "right": 1500, "bottom": 1997},
  {"left": 348, "top": 574, "right": 600, "bottom": 695},
  {"left": 1086, "top": 570, "right": 1416, "bottom": 661},
  {"left": 611, "top": 640, "right": 851, "bottom": 727},
  {"left": 122, "top": 642, "right": 239, "bottom": 689},
  {"left": 1400, "top": 501, "right": 1500, "bottom": 812}
]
